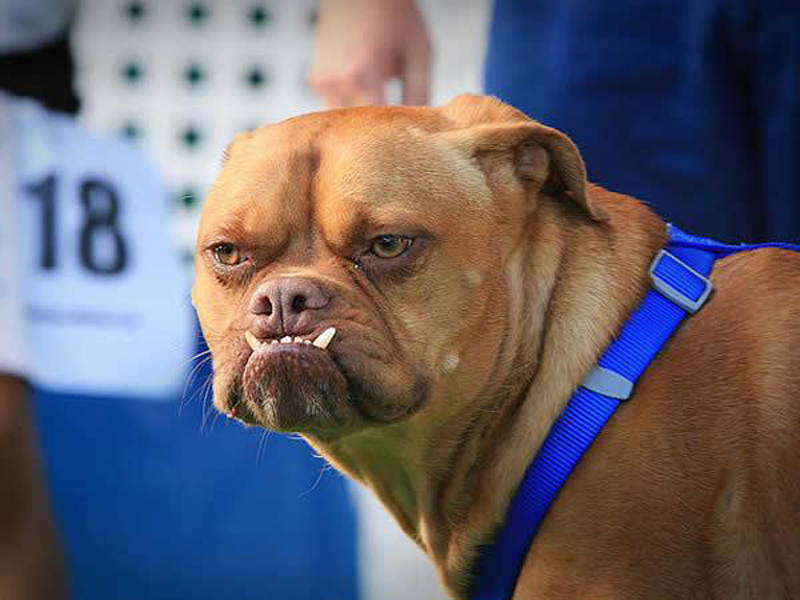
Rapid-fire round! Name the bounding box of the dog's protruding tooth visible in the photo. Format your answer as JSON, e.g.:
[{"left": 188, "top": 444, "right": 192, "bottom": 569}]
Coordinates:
[
  {"left": 270, "top": 340, "right": 278, "bottom": 345},
  {"left": 245, "top": 330, "right": 261, "bottom": 352},
  {"left": 294, "top": 336, "right": 304, "bottom": 344},
  {"left": 312, "top": 327, "right": 336, "bottom": 349},
  {"left": 280, "top": 335, "right": 292, "bottom": 343}
]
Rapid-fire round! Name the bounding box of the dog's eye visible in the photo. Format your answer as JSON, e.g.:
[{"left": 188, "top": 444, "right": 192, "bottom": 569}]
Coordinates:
[
  {"left": 212, "top": 242, "right": 243, "bottom": 266},
  {"left": 370, "top": 235, "right": 413, "bottom": 259}
]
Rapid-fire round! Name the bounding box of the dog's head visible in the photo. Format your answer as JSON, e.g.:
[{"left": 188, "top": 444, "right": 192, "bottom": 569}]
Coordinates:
[{"left": 192, "top": 94, "right": 602, "bottom": 439}]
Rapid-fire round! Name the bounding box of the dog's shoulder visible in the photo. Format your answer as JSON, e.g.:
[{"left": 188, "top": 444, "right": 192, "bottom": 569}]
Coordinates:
[{"left": 712, "top": 247, "right": 800, "bottom": 327}]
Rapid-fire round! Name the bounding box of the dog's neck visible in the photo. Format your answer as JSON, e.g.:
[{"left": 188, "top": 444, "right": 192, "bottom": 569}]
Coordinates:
[{"left": 307, "top": 187, "right": 666, "bottom": 598}]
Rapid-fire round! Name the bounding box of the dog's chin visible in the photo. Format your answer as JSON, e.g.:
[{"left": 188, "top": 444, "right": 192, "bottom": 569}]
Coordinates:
[
  {"left": 238, "top": 343, "right": 353, "bottom": 432},
  {"left": 231, "top": 343, "right": 429, "bottom": 437}
]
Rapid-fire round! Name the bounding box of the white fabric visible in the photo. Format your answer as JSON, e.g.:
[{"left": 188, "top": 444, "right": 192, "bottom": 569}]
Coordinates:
[
  {"left": 0, "top": 92, "right": 193, "bottom": 399},
  {"left": 0, "top": 96, "right": 30, "bottom": 377},
  {"left": 0, "top": 0, "right": 76, "bottom": 53}
]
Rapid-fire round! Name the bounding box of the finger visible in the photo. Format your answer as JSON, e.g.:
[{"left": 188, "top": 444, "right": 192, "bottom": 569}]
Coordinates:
[
  {"left": 402, "top": 51, "right": 430, "bottom": 106},
  {"left": 350, "top": 83, "right": 387, "bottom": 106},
  {"left": 319, "top": 87, "right": 382, "bottom": 109},
  {"left": 311, "top": 68, "right": 387, "bottom": 107},
  {"left": 307, "top": 72, "right": 351, "bottom": 108},
  {"left": 338, "top": 63, "right": 387, "bottom": 106},
  {"left": 320, "top": 93, "right": 349, "bottom": 108},
  {"left": 313, "top": 85, "right": 349, "bottom": 109}
]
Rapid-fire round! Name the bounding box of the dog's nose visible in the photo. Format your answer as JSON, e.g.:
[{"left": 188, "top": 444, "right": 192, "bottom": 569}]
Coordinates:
[{"left": 249, "top": 277, "right": 331, "bottom": 335}]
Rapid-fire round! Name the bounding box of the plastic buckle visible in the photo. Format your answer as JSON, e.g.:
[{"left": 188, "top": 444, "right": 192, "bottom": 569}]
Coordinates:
[{"left": 649, "top": 250, "right": 713, "bottom": 314}]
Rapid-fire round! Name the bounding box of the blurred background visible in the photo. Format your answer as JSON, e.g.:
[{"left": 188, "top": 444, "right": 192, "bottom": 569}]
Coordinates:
[{"left": 72, "top": 0, "right": 488, "bottom": 266}]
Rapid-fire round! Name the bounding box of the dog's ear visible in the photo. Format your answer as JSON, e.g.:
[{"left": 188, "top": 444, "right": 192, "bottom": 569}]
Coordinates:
[{"left": 439, "top": 94, "right": 605, "bottom": 221}]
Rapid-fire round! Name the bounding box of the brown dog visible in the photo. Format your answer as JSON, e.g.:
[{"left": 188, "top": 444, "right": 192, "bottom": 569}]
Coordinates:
[{"left": 192, "top": 94, "right": 800, "bottom": 599}]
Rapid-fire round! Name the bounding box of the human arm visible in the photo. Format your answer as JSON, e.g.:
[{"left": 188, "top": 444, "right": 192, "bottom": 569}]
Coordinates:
[{"left": 0, "top": 376, "right": 64, "bottom": 600}]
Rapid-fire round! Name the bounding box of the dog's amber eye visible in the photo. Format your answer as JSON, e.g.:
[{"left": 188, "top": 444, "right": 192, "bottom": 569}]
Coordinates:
[
  {"left": 370, "top": 235, "right": 412, "bottom": 259},
  {"left": 212, "top": 242, "right": 243, "bottom": 266}
]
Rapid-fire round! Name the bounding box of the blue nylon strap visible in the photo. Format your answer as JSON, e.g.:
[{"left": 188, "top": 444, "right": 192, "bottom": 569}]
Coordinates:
[
  {"left": 469, "top": 388, "right": 620, "bottom": 600},
  {"left": 469, "top": 225, "right": 724, "bottom": 600},
  {"left": 667, "top": 224, "right": 800, "bottom": 258}
]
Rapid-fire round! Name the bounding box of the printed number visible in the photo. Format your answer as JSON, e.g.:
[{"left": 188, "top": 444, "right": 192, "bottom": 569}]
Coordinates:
[
  {"left": 25, "top": 174, "right": 57, "bottom": 269},
  {"left": 26, "top": 174, "right": 128, "bottom": 275},
  {"left": 79, "top": 179, "right": 128, "bottom": 274}
]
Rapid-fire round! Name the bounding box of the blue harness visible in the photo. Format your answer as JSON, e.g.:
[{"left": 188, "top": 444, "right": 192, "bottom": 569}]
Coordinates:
[{"left": 469, "top": 225, "right": 800, "bottom": 600}]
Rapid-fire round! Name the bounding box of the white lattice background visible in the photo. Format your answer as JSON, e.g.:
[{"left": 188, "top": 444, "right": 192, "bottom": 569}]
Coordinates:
[
  {"left": 70, "top": 1, "right": 488, "bottom": 599},
  {"left": 72, "top": 0, "right": 488, "bottom": 265}
]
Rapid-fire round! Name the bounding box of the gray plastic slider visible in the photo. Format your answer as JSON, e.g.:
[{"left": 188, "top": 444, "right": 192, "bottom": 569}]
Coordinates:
[
  {"left": 581, "top": 366, "right": 634, "bottom": 400},
  {"left": 649, "top": 250, "right": 713, "bottom": 314}
]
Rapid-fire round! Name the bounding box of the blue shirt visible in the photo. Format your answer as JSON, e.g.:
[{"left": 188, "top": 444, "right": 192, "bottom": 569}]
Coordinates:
[{"left": 486, "top": 0, "right": 800, "bottom": 244}]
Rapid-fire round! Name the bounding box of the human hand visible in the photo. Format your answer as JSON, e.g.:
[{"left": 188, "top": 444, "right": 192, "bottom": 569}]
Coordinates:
[{"left": 309, "top": 0, "right": 432, "bottom": 107}]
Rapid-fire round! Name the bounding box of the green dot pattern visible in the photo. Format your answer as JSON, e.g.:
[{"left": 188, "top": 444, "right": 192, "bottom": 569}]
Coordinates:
[
  {"left": 125, "top": 2, "right": 146, "bottom": 22},
  {"left": 186, "top": 3, "right": 209, "bottom": 26},
  {"left": 121, "top": 121, "right": 142, "bottom": 140},
  {"left": 184, "top": 63, "right": 206, "bottom": 86},
  {"left": 75, "top": 0, "right": 341, "bottom": 260},
  {"left": 245, "top": 66, "right": 267, "bottom": 89},
  {"left": 248, "top": 5, "right": 271, "bottom": 28},
  {"left": 122, "top": 61, "right": 144, "bottom": 84},
  {"left": 181, "top": 126, "right": 202, "bottom": 149},
  {"left": 178, "top": 187, "right": 198, "bottom": 209}
]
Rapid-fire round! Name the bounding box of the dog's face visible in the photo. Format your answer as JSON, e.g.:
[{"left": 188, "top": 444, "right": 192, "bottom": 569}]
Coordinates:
[{"left": 193, "top": 95, "right": 597, "bottom": 439}]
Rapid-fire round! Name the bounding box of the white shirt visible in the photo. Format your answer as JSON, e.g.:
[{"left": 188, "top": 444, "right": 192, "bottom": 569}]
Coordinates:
[{"left": 0, "top": 92, "right": 193, "bottom": 399}]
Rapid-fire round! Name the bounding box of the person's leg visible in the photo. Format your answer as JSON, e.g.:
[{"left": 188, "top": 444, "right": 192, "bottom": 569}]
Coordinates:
[{"left": 746, "top": 0, "right": 800, "bottom": 243}]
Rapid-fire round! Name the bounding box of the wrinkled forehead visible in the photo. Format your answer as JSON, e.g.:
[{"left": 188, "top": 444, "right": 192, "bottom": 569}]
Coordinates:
[{"left": 199, "top": 110, "right": 487, "bottom": 243}]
